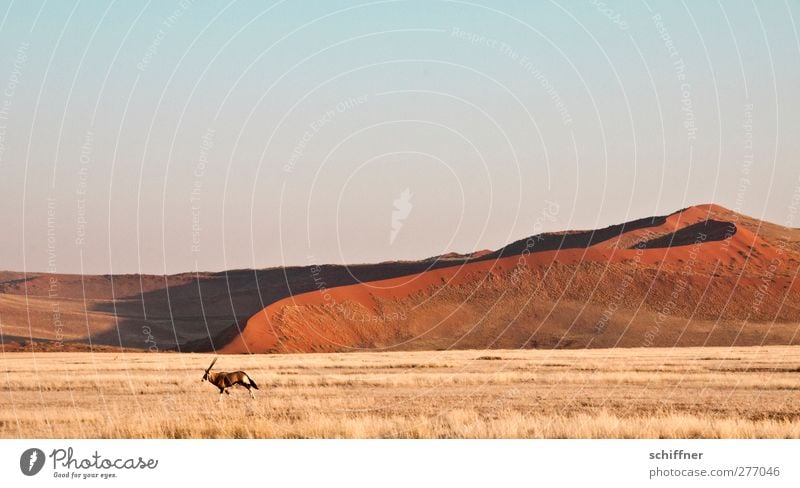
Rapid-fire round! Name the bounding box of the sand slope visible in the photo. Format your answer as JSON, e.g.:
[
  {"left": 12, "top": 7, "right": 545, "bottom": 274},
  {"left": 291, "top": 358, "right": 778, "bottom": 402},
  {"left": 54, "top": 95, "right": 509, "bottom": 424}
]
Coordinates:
[
  {"left": 0, "top": 256, "right": 476, "bottom": 350},
  {"left": 3, "top": 204, "right": 799, "bottom": 352},
  {"left": 220, "top": 205, "right": 800, "bottom": 353}
]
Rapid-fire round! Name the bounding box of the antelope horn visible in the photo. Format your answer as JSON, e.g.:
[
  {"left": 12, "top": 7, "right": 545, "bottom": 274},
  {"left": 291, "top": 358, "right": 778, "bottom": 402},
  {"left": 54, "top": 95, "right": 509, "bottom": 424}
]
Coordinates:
[{"left": 206, "top": 357, "right": 218, "bottom": 373}]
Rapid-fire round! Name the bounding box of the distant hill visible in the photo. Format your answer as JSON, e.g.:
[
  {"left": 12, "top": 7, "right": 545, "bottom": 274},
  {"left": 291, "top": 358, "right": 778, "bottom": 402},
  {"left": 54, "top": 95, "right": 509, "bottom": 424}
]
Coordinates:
[
  {"left": 3, "top": 204, "right": 799, "bottom": 353},
  {"left": 219, "top": 204, "right": 800, "bottom": 353}
]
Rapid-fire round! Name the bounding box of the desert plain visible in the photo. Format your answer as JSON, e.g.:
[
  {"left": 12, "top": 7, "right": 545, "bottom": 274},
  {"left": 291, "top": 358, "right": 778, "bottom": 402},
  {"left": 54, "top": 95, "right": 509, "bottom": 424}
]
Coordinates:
[{"left": 1, "top": 346, "right": 798, "bottom": 439}]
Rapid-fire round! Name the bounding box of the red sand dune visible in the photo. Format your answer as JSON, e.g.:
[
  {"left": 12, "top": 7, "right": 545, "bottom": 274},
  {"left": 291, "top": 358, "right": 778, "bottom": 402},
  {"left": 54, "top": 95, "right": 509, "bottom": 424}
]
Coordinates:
[
  {"left": 219, "top": 204, "right": 800, "bottom": 353},
  {"left": 3, "top": 204, "right": 799, "bottom": 353}
]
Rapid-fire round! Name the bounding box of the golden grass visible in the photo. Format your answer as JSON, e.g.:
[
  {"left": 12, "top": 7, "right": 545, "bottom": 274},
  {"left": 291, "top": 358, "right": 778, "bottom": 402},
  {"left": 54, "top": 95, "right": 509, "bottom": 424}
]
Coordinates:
[{"left": 1, "top": 346, "right": 799, "bottom": 438}]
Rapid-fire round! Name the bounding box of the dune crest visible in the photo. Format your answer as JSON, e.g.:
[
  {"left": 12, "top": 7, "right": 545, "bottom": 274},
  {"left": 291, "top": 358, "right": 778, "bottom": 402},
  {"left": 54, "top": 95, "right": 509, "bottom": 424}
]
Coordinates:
[
  {"left": 219, "top": 205, "right": 800, "bottom": 354},
  {"left": 4, "top": 204, "right": 797, "bottom": 352}
]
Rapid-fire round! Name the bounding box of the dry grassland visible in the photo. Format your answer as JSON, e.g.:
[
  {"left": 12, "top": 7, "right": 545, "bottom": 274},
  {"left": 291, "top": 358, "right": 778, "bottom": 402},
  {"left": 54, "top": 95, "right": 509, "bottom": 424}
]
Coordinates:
[{"left": 1, "top": 347, "right": 799, "bottom": 438}]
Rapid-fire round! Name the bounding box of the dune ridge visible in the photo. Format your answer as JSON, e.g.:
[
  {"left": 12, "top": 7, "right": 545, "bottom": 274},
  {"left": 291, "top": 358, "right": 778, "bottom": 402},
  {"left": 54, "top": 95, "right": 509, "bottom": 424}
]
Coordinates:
[
  {"left": 219, "top": 204, "right": 800, "bottom": 353},
  {"left": 2, "top": 204, "right": 799, "bottom": 353}
]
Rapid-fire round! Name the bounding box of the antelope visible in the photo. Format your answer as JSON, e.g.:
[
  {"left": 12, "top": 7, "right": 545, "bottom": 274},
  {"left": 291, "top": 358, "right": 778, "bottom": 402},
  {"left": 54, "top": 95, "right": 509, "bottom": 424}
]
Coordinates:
[{"left": 201, "top": 357, "right": 259, "bottom": 400}]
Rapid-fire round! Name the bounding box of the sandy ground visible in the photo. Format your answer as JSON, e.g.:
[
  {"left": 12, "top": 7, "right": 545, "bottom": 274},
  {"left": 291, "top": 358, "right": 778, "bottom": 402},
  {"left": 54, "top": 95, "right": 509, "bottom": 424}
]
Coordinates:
[{"left": 1, "top": 346, "right": 799, "bottom": 438}]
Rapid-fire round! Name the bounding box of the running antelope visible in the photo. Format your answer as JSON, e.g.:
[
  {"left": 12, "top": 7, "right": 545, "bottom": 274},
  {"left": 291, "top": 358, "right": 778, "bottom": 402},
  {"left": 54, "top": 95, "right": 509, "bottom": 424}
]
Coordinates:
[{"left": 201, "top": 357, "right": 259, "bottom": 400}]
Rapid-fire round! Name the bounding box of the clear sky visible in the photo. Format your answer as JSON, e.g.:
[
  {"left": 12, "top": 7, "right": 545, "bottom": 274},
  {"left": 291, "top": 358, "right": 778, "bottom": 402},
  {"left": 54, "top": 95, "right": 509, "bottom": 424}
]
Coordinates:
[{"left": 0, "top": 0, "right": 798, "bottom": 274}]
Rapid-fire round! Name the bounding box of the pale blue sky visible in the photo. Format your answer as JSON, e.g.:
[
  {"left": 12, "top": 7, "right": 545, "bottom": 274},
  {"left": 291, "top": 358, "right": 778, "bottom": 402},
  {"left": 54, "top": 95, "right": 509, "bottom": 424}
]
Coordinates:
[{"left": 0, "top": 0, "right": 798, "bottom": 274}]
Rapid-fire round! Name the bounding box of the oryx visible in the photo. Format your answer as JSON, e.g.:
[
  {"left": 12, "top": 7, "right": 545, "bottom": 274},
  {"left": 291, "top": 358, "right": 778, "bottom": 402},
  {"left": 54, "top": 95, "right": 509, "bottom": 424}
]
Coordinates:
[{"left": 201, "top": 357, "right": 259, "bottom": 400}]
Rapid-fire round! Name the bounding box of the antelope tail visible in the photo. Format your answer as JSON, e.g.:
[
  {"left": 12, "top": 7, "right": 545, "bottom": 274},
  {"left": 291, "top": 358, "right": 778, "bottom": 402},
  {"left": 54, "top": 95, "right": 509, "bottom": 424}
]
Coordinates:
[{"left": 246, "top": 374, "right": 259, "bottom": 390}]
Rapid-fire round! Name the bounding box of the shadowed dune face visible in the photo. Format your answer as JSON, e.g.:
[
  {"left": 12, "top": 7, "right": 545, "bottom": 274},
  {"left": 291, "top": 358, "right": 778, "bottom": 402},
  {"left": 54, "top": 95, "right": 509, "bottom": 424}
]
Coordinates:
[
  {"left": 633, "top": 220, "right": 735, "bottom": 249},
  {"left": 3, "top": 204, "right": 800, "bottom": 353},
  {"left": 0, "top": 272, "right": 251, "bottom": 351},
  {"left": 482, "top": 214, "right": 669, "bottom": 259}
]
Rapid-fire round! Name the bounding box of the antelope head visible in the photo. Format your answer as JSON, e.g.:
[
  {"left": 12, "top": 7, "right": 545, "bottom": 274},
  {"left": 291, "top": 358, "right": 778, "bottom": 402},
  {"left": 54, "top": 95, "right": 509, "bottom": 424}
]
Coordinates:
[{"left": 202, "top": 357, "right": 217, "bottom": 383}]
